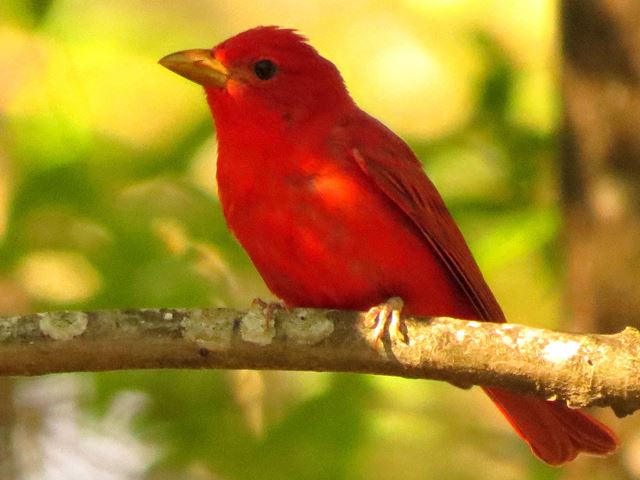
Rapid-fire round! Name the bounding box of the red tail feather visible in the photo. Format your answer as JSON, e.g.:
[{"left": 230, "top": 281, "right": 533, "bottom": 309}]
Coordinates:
[{"left": 484, "top": 387, "right": 618, "bottom": 465}]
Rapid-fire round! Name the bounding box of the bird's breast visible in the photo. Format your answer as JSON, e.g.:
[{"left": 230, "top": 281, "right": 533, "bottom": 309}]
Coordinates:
[
  {"left": 216, "top": 145, "right": 469, "bottom": 317},
  {"left": 217, "top": 147, "right": 385, "bottom": 305}
]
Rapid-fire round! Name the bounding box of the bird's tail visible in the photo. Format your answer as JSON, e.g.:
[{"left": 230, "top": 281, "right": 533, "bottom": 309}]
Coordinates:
[{"left": 483, "top": 387, "right": 618, "bottom": 465}]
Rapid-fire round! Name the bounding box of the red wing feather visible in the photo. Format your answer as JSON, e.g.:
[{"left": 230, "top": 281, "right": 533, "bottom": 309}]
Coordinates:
[{"left": 345, "top": 114, "right": 505, "bottom": 323}]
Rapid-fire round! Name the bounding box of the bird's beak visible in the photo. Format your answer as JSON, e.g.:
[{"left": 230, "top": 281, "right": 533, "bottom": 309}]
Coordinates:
[{"left": 158, "top": 49, "right": 228, "bottom": 88}]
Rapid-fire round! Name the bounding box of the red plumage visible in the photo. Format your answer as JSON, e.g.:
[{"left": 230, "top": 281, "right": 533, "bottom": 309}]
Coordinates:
[{"left": 163, "top": 26, "right": 618, "bottom": 465}]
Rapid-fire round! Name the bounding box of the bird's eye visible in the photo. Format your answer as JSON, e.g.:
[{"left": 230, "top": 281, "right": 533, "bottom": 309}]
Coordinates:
[{"left": 253, "top": 59, "right": 278, "bottom": 80}]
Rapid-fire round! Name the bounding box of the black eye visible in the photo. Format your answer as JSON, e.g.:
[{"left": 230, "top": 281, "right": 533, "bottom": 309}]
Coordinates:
[{"left": 253, "top": 59, "right": 278, "bottom": 80}]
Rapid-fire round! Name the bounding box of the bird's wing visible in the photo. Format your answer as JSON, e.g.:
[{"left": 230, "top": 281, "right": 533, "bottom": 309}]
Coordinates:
[{"left": 342, "top": 113, "right": 505, "bottom": 322}]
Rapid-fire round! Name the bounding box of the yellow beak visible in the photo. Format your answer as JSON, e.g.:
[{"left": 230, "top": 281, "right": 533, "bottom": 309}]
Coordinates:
[{"left": 158, "top": 49, "right": 228, "bottom": 88}]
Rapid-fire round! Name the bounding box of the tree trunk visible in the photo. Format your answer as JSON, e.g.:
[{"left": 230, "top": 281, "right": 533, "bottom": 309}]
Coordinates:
[{"left": 561, "top": 0, "right": 640, "bottom": 478}]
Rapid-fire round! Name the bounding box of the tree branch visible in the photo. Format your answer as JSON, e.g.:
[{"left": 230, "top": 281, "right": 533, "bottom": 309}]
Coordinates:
[{"left": 1, "top": 307, "right": 638, "bottom": 416}]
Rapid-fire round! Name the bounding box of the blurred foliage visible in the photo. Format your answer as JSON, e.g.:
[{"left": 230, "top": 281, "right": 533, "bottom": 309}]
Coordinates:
[{"left": 2, "top": 1, "right": 620, "bottom": 479}]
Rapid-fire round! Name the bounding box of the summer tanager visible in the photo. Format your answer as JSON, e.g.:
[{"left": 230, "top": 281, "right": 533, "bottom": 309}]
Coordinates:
[{"left": 159, "top": 26, "right": 617, "bottom": 464}]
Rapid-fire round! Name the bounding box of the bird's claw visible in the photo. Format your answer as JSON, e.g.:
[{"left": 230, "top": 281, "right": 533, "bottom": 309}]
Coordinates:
[{"left": 364, "top": 296, "right": 407, "bottom": 344}]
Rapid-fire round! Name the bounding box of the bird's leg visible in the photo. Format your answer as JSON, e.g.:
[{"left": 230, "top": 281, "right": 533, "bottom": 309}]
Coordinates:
[{"left": 364, "top": 296, "right": 407, "bottom": 344}]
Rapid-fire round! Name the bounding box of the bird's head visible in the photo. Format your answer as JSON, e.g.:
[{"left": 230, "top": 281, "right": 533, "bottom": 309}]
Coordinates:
[{"left": 159, "top": 26, "right": 353, "bottom": 128}]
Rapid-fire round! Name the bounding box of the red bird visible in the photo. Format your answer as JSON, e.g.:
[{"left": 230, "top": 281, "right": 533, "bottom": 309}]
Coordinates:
[{"left": 160, "top": 26, "right": 617, "bottom": 464}]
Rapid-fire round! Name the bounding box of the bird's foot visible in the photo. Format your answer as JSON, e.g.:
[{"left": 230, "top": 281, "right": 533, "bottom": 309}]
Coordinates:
[{"left": 364, "top": 296, "right": 407, "bottom": 344}]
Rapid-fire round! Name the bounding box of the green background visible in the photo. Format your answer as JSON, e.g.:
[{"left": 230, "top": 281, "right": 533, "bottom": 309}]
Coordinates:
[{"left": 0, "top": 1, "right": 623, "bottom": 479}]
